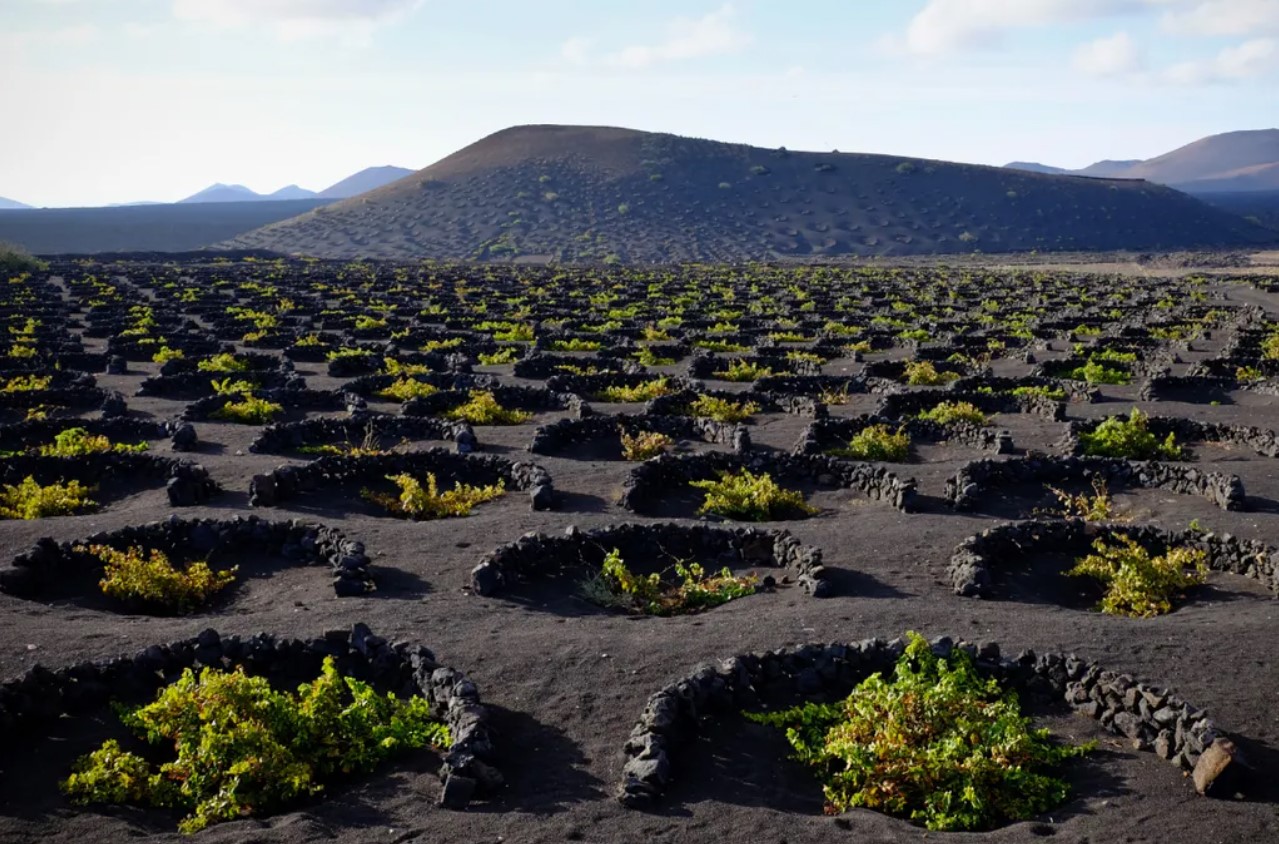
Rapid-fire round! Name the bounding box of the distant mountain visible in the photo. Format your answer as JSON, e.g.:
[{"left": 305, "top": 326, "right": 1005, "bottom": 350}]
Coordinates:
[
  {"left": 1004, "top": 162, "right": 1068, "bottom": 175},
  {"left": 219, "top": 124, "right": 1274, "bottom": 261},
  {"left": 319, "top": 166, "right": 415, "bottom": 199},
  {"left": 267, "top": 185, "right": 319, "bottom": 200},
  {"left": 0, "top": 196, "right": 32, "bottom": 211},
  {"left": 179, "top": 183, "right": 262, "bottom": 204},
  {"left": 1075, "top": 159, "right": 1143, "bottom": 178},
  {"left": 1125, "top": 130, "right": 1279, "bottom": 192},
  {"left": 177, "top": 167, "right": 412, "bottom": 205},
  {"left": 1005, "top": 131, "right": 1279, "bottom": 193}
]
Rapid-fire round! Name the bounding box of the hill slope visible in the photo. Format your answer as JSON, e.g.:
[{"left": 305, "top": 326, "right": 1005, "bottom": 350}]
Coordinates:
[
  {"left": 222, "top": 125, "right": 1274, "bottom": 262},
  {"left": 1006, "top": 130, "right": 1279, "bottom": 193},
  {"left": 0, "top": 196, "right": 32, "bottom": 211},
  {"left": 0, "top": 199, "right": 329, "bottom": 254},
  {"left": 1123, "top": 129, "right": 1279, "bottom": 191},
  {"left": 319, "top": 166, "right": 415, "bottom": 199}
]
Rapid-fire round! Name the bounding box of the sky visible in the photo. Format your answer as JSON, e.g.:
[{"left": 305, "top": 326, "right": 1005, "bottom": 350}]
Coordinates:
[{"left": 1, "top": 0, "right": 1277, "bottom": 208}]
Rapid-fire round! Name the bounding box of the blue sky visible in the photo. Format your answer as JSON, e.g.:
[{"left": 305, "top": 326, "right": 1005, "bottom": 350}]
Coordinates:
[{"left": 2, "top": 0, "right": 1276, "bottom": 207}]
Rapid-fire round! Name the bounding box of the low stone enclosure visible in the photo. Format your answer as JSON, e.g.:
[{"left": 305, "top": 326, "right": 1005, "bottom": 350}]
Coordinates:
[
  {"left": 0, "top": 417, "right": 197, "bottom": 454},
  {"left": 249, "top": 448, "right": 556, "bottom": 512},
  {"left": 401, "top": 385, "right": 585, "bottom": 419},
  {"left": 543, "top": 372, "right": 695, "bottom": 400},
  {"left": 0, "top": 452, "right": 219, "bottom": 507},
  {"left": 943, "top": 455, "right": 1246, "bottom": 512},
  {"left": 752, "top": 373, "right": 900, "bottom": 399},
  {"left": 181, "top": 387, "right": 365, "bottom": 422},
  {"left": 947, "top": 518, "right": 1278, "bottom": 598},
  {"left": 0, "top": 623, "right": 499, "bottom": 809},
  {"left": 948, "top": 374, "right": 1100, "bottom": 402},
  {"left": 874, "top": 388, "right": 1067, "bottom": 422},
  {"left": 793, "top": 414, "right": 1013, "bottom": 457},
  {"left": 250, "top": 413, "right": 476, "bottom": 455},
  {"left": 1061, "top": 415, "right": 1279, "bottom": 459},
  {"left": 617, "top": 635, "right": 1238, "bottom": 809},
  {"left": 0, "top": 515, "right": 377, "bottom": 601},
  {"left": 470, "top": 522, "right": 831, "bottom": 600},
  {"left": 0, "top": 387, "right": 125, "bottom": 420},
  {"left": 343, "top": 371, "right": 498, "bottom": 399},
  {"left": 139, "top": 369, "right": 303, "bottom": 400},
  {"left": 527, "top": 413, "right": 748, "bottom": 457},
  {"left": 618, "top": 451, "right": 917, "bottom": 515},
  {"left": 686, "top": 352, "right": 821, "bottom": 380},
  {"left": 513, "top": 353, "right": 644, "bottom": 379},
  {"left": 645, "top": 388, "right": 787, "bottom": 417},
  {"left": 1140, "top": 375, "right": 1237, "bottom": 403}
]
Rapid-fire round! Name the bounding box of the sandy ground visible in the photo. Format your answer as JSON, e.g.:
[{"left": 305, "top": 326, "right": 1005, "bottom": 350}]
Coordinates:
[{"left": 0, "top": 279, "right": 1277, "bottom": 844}]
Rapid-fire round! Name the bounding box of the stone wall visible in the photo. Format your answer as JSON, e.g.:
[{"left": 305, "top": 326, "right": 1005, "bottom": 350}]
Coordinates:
[
  {"left": 1, "top": 515, "right": 377, "bottom": 598},
  {"left": 0, "top": 623, "right": 498, "bottom": 808},
  {"left": 619, "top": 451, "right": 917, "bottom": 514},
  {"left": 947, "top": 518, "right": 1278, "bottom": 597},
  {"left": 249, "top": 447, "right": 555, "bottom": 512},
  {"left": 619, "top": 634, "right": 1234, "bottom": 807},
  {"left": 471, "top": 522, "right": 830, "bottom": 598},
  {"left": 943, "top": 455, "right": 1245, "bottom": 511}
]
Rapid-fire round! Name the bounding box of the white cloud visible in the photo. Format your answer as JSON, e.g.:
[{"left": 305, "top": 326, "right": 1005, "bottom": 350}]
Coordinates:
[
  {"left": 605, "top": 4, "right": 750, "bottom": 68},
  {"left": 1073, "top": 31, "right": 1143, "bottom": 76},
  {"left": 1163, "top": 37, "right": 1279, "bottom": 82},
  {"left": 901, "top": 0, "right": 1142, "bottom": 54},
  {"left": 1159, "top": 0, "right": 1279, "bottom": 36},
  {"left": 171, "top": 0, "right": 422, "bottom": 42},
  {"left": 560, "top": 36, "right": 592, "bottom": 65}
]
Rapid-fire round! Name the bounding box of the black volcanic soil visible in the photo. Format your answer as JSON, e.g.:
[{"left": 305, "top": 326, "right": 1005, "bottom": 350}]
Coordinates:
[{"left": 0, "top": 277, "right": 1278, "bottom": 844}]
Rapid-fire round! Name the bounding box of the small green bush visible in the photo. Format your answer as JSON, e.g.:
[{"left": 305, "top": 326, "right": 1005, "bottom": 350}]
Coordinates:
[
  {"left": 0, "top": 476, "right": 96, "bottom": 519},
  {"left": 917, "top": 401, "right": 989, "bottom": 426},
  {"left": 1041, "top": 478, "right": 1116, "bottom": 522},
  {"left": 363, "top": 472, "right": 504, "bottom": 519},
  {"left": 902, "top": 360, "right": 958, "bottom": 386},
  {"left": 1011, "top": 385, "right": 1067, "bottom": 401},
  {"left": 548, "top": 338, "right": 601, "bottom": 352},
  {"left": 210, "top": 377, "right": 258, "bottom": 395},
  {"left": 211, "top": 394, "right": 283, "bottom": 425},
  {"left": 692, "top": 469, "right": 816, "bottom": 521},
  {"left": 620, "top": 429, "right": 672, "bottom": 461},
  {"left": 829, "top": 424, "right": 910, "bottom": 461},
  {"left": 38, "top": 427, "right": 147, "bottom": 457},
  {"left": 0, "top": 374, "right": 51, "bottom": 392},
  {"left": 478, "top": 347, "right": 520, "bottom": 365},
  {"left": 0, "top": 242, "right": 47, "bottom": 275},
  {"left": 62, "top": 657, "right": 449, "bottom": 833},
  {"left": 595, "top": 378, "right": 674, "bottom": 402},
  {"left": 582, "top": 548, "right": 756, "bottom": 615},
  {"left": 633, "top": 347, "right": 676, "bottom": 366},
  {"left": 713, "top": 359, "right": 774, "bottom": 382},
  {"left": 1067, "top": 360, "right": 1130, "bottom": 385},
  {"left": 747, "top": 632, "right": 1092, "bottom": 831},
  {"left": 1068, "top": 535, "right": 1207, "bottom": 617},
  {"left": 444, "top": 391, "right": 532, "bottom": 425},
  {"left": 375, "top": 378, "right": 438, "bottom": 402},
  {"left": 686, "top": 394, "right": 759, "bottom": 422},
  {"left": 196, "top": 353, "right": 249, "bottom": 373},
  {"left": 382, "top": 357, "right": 432, "bottom": 376},
  {"left": 1078, "top": 408, "right": 1182, "bottom": 460},
  {"left": 151, "top": 346, "right": 185, "bottom": 364},
  {"left": 81, "top": 544, "right": 236, "bottom": 613}
]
